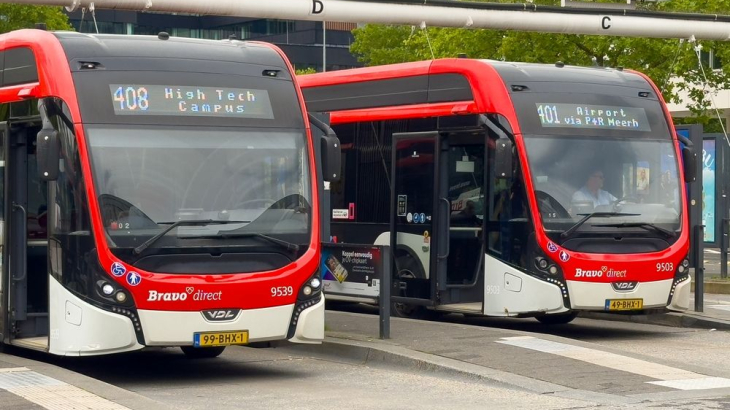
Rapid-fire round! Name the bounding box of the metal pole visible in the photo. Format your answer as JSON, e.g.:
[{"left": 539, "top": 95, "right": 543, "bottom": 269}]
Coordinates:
[
  {"left": 694, "top": 224, "right": 705, "bottom": 312},
  {"left": 379, "top": 246, "right": 391, "bottom": 339},
  {"left": 722, "top": 218, "right": 728, "bottom": 279},
  {"left": 322, "top": 21, "right": 327, "bottom": 72}
]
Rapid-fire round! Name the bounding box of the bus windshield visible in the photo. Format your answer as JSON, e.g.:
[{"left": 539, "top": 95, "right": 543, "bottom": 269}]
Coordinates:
[
  {"left": 523, "top": 135, "right": 681, "bottom": 239},
  {"left": 87, "top": 125, "right": 312, "bottom": 254}
]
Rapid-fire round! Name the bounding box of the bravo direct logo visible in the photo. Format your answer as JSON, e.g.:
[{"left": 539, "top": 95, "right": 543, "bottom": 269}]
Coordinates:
[
  {"left": 147, "top": 287, "right": 223, "bottom": 302},
  {"left": 575, "top": 266, "right": 628, "bottom": 278}
]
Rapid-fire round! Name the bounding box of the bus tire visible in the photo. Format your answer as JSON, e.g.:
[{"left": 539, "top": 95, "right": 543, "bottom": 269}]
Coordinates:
[
  {"left": 392, "top": 252, "right": 427, "bottom": 319},
  {"left": 536, "top": 312, "right": 578, "bottom": 325},
  {"left": 180, "top": 346, "right": 226, "bottom": 358}
]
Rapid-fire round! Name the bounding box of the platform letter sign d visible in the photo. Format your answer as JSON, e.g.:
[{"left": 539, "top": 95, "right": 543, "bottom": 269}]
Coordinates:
[{"left": 312, "top": 0, "right": 324, "bottom": 14}]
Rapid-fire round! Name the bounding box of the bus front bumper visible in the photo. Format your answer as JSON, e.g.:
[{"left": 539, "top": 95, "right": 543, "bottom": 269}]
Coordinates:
[
  {"left": 566, "top": 278, "right": 682, "bottom": 311},
  {"left": 138, "top": 298, "right": 324, "bottom": 346}
]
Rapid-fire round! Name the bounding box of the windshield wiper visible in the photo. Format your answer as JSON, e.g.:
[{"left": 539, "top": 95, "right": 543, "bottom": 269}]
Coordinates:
[
  {"left": 133, "top": 219, "right": 246, "bottom": 255},
  {"left": 561, "top": 212, "right": 640, "bottom": 239},
  {"left": 592, "top": 222, "right": 675, "bottom": 238},
  {"left": 205, "top": 232, "right": 300, "bottom": 253}
]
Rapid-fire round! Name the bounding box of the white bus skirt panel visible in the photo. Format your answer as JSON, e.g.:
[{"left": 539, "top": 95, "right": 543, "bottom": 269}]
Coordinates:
[
  {"left": 49, "top": 276, "right": 143, "bottom": 356},
  {"left": 484, "top": 254, "right": 569, "bottom": 316}
]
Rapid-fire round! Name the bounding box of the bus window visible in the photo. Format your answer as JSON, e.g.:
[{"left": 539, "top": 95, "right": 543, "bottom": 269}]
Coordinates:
[{"left": 486, "top": 140, "right": 531, "bottom": 266}]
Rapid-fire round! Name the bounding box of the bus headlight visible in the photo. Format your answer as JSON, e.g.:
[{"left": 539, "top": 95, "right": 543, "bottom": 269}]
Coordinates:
[
  {"left": 101, "top": 283, "right": 115, "bottom": 295},
  {"left": 115, "top": 292, "right": 127, "bottom": 303},
  {"left": 303, "top": 286, "right": 313, "bottom": 296},
  {"left": 310, "top": 278, "right": 321, "bottom": 289}
]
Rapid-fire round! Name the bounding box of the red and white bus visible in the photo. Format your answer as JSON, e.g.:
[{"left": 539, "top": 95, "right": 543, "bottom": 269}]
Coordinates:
[
  {"left": 0, "top": 29, "right": 338, "bottom": 357},
  {"left": 300, "top": 58, "right": 695, "bottom": 323}
]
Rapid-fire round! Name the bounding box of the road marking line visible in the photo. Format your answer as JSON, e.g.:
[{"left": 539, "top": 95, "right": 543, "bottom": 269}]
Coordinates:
[
  {"left": 497, "top": 336, "right": 730, "bottom": 390},
  {"left": 648, "top": 377, "right": 730, "bottom": 390},
  {"left": 708, "top": 305, "right": 730, "bottom": 311},
  {"left": 0, "top": 367, "right": 29, "bottom": 373},
  {"left": 0, "top": 369, "right": 130, "bottom": 410},
  {"left": 705, "top": 249, "right": 720, "bottom": 254}
]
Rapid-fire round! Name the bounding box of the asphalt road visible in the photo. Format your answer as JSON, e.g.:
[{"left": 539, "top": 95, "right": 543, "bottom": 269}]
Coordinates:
[
  {"left": 49, "top": 343, "right": 590, "bottom": 410},
  {"left": 25, "top": 309, "right": 729, "bottom": 410}
]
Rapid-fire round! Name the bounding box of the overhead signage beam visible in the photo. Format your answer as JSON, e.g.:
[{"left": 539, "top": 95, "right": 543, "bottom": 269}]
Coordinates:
[{"left": 8, "top": 0, "right": 730, "bottom": 41}]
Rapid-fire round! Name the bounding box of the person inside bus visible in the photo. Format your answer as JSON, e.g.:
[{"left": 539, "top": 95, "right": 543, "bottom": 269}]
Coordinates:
[
  {"left": 571, "top": 169, "right": 616, "bottom": 212},
  {"left": 453, "top": 199, "right": 481, "bottom": 226}
]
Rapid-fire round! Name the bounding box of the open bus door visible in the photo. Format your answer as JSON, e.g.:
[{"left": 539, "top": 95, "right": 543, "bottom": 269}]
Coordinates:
[
  {"left": 390, "top": 130, "right": 486, "bottom": 316},
  {"left": 1, "top": 117, "right": 49, "bottom": 351},
  {"left": 0, "top": 122, "right": 6, "bottom": 346}
]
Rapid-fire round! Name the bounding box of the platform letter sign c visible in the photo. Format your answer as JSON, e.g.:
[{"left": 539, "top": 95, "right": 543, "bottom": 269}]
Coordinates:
[
  {"left": 602, "top": 16, "right": 611, "bottom": 30},
  {"left": 312, "top": 0, "right": 324, "bottom": 14}
]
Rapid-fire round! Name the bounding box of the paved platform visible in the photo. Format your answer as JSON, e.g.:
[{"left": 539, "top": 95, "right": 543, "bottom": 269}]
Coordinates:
[
  {"left": 0, "top": 350, "right": 173, "bottom": 410},
  {"left": 289, "top": 311, "right": 730, "bottom": 407}
]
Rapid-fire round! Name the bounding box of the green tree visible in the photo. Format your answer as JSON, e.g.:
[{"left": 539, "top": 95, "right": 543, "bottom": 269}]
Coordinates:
[
  {"left": 0, "top": 4, "right": 72, "bottom": 33},
  {"left": 350, "top": 0, "right": 730, "bottom": 128},
  {"left": 295, "top": 67, "right": 317, "bottom": 75}
]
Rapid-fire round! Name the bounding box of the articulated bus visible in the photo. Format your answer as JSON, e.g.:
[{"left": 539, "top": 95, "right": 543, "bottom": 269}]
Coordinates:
[
  {"left": 300, "top": 58, "right": 695, "bottom": 323},
  {"left": 0, "top": 29, "right": 339, "bottom": 357}
]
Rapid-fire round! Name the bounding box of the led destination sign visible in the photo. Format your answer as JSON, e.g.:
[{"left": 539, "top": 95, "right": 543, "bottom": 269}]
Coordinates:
[
  {"left": 110, "top": 85, "right": 274, "bottom": 119},
  {"left": 535, "top": 103, "right": 651, "bottom": 132}
]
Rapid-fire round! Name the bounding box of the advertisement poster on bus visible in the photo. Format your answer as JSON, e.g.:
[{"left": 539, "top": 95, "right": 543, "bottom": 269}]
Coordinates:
[
  {"left": 703, "top": 139, "right": 716, "bottom": 243},
  {"left": 321, "top": 244, "right": 382, "bottom": 299}
]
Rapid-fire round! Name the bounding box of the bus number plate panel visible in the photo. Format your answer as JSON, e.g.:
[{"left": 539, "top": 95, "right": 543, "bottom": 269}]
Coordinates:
[
  {"left": 604, "top": 299, "right": 643, "bottom": 311},
  {"left": 194, "top": 331, "right": 249, "bottom": 347}
]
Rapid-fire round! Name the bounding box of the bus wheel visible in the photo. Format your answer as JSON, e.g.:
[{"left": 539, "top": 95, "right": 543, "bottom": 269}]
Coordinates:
[
  {"left": 391, "top": 300, "right": 426, "bottom": 319},
  {"left": 392, "top": 254, "right": 426, "bottom": 319},
  {"left": 180, "top": 346, "right": 226, "bottom": 358},
  {"left": 535, "top": 312, "right": 578, "bottom": 325}
]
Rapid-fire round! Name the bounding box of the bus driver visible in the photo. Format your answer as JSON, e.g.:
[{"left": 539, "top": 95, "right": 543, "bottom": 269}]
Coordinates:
[{"left": 571, "top": 170, "right": 617, "bottom": 211}]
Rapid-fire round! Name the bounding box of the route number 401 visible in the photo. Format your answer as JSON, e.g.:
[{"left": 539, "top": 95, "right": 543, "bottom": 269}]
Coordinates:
[
  {"left": 656, "top": 262, "right": 674, "bottom": 272},
  {"left": 271, "top": 286, "right": 294, "bottom": 297}
]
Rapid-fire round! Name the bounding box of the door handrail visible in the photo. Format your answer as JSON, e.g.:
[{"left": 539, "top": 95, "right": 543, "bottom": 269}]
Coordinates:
[
  {"left": 11, "top": 202, "right": 27, "bottom": 282},
  {"left": 438, "top": 198, "right": 450, "bottom": 260}
]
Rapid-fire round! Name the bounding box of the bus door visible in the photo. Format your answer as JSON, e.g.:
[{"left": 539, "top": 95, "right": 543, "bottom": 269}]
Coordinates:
[
  {"left": 3, "top": 119, "right": 48, "bottom": 350},
  {"left": 0, "top": 123, "right": 6, "bottom": 344},
  {"left": 390, "top": 132, "right": 440, "bottom": 311},
  {"left": 390, "top": 131, "right": 486, "bottom": 312},
  {"left": 439, "top": 131, "right": 486, "bottom": 309}
]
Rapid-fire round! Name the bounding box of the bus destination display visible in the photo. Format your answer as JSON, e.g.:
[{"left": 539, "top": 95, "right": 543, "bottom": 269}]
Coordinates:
[
  {"left": 535, "top": 103, "right": 651, "bottom": 132},
  {"left": 110, "top": 85, "right": 275, "bottom": 119}
]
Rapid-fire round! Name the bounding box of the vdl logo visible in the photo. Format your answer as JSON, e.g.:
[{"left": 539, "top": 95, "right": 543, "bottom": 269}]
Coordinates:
[
  {"left": 611, "top": 281, "right": 638, "bottom": 291},
  {"left": 202, "top": 309, "right": 241, "bottom": 322}
]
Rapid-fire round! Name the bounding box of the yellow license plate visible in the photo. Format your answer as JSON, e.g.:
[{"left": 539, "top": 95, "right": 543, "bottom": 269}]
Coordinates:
[
  {"left": 605, "top": 299, "right": 643, "bottom": 311},
  {"left": 194, "top": 331, "right": 249, "bottom": 347}
]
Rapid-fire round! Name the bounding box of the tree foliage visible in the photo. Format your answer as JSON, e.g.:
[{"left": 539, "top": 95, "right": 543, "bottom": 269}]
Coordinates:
[
  {"left": 295, "top": 67, "right": 317, "bottom": 75},
  {"left": 350, "top": 0, "right": 730, "bottom": 127},
  {"left": 0, "top": 4, "right": 72, "bottom": 33}
]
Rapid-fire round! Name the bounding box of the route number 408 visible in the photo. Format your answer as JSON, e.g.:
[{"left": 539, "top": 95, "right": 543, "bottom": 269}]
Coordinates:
[
  {"left": 656, "top": 262, "right": 674, "bottom": 272},
  {"left": 271, "top": 286, "right": 294, "bottom": 297}
]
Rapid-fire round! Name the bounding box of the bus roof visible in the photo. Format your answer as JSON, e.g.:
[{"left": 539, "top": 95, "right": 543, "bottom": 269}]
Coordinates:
[
  {"left": 52, "top": 31, "right": 290, "bottom": 70},
  {"left": 299, "top": 58, "right": 656, "bottom": 123}
]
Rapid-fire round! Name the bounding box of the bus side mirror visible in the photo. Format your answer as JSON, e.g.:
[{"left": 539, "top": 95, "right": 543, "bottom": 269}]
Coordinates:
[
  {"left": 495, "top": 138, "right": 513, "bottom": 180},
  {"left": 682, "top": 146, "right": 697, "bottom": 182},
  {"left": 321, "top": 135, "right": 341, "bottom": 182},
  {"left": 37, "top": 129, "right": 60, "bottom": 181}
]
